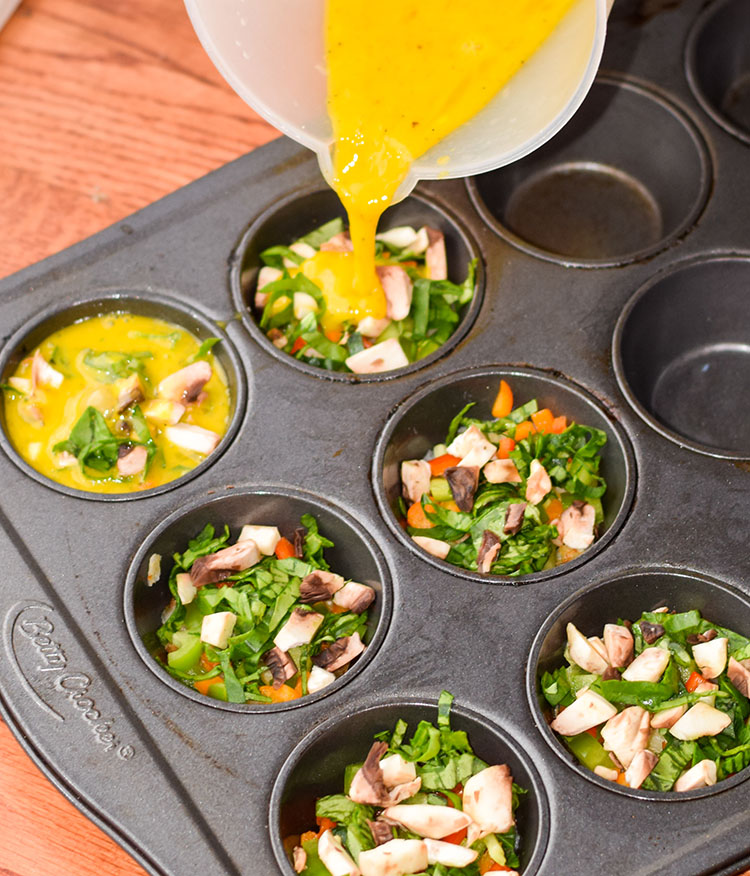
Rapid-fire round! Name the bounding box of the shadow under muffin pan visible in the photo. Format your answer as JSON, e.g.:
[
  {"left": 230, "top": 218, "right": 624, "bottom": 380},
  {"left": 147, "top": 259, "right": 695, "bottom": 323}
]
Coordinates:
[
  {"left": 0, "top": 291, "right": 247, "bottom": 501},
  {"left": 686, "top": 0, "right": 750, "bottom": 144},
  {"left": 269, "top": 698, "right": 550, "bottom": 875},
  {"left": 613, "top": 254, "right": 750, "bottom": 458},
  {"left": 373, "top": 366, "right": 636, "bottom": 584},
  {"left": 527, "top": 568, "right": 750, "bottom": 800},
  {"left": 229, "top": 185, "right": 484, "bottom": 381},
  {"left": 467, "top": 74, "right": 712, "bottom": 267},
  {"left": 124, "top": 486, "right": 392, "bottom": 711}
]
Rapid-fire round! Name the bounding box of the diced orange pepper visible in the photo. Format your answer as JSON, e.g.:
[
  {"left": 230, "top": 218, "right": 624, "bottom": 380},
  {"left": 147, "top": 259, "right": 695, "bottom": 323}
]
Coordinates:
[
  {"left": 274, "top": 537, "right": 296, "bottom": 559},
  {"left": 686, "top": 671, "right": 707, "bottom": 692},
  {"left": 551, "top": 415, "right": 568, "bottom": 434},
  {"left": 330, "top": 603, "right": 349, "bottom": 613},
  {"left": 407, "top": 501, "right": 434, "bottom": 529},
  {"left": 429, "top": 453, "right": 462, "bottom": 476},
  {"left": 531, "top": 408, "right": 555, "bottom": 434},
  {"left": 479, "top": 852, "right": 514, "bottom": 874},
  {"left": 200, "top": 652, "right": 219, "bottom": 672},
  {"left": 442, "top": 826, "right": 468, "bottom": 844},
  {"left": 616, "top": 771, "right": 628, "bottom": 786},
  {"left": 291, "top": 337, "right": 307, "bottom": 354},
  {"left": 259, "top": 683, "right": 301, "bottom": 703},
  {"left": 545, "top": 498, "right": 564, "bottom": 522},
  {"left": 584, "top": 726, "right": 599, "bottom": 738},
  {"left": 491, "top": 379, "right": 514, "bottom": 419},
  {"left": 300, "top": 830, "right": 317, "bottom": 844},
  {"left": 440, "top": 500, "right": 460, "bottom": 512},
  {"left": 325, "top": 328, "right": 342, "bottom": 343},
  {"left": 316, "top": 816, "right": 338, "bottom": 836},
  {"left": 194, "top": 675, "right": 223, "bottom": 696},
  {"left": 496, "top": 436, "right": 516, "bottom": 459},
  {"left": 514, "top": 420, "right": 535, "bottom": 441}
]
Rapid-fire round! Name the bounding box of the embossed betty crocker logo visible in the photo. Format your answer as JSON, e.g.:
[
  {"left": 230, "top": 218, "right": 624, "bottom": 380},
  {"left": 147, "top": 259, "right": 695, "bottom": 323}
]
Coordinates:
[{"left": 4, "top": 601, "right": 135, "bottom": 760}]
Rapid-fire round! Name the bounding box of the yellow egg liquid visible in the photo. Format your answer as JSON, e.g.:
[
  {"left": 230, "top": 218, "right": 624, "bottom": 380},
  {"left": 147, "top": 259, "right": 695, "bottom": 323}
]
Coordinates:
[
  {"left": 3, "top": 313, "right": 231, "bottom": 494},
  {"left": 325, "top": 0, "right": 576, "bottom": 313}
]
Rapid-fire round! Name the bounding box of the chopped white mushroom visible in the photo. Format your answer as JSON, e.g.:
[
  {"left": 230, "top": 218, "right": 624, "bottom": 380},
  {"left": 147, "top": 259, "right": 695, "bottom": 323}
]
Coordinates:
[
  {"left": 56, "top": 450, "right": 78, "bottom": 467},
  {"left": 380, "top": 754, "right": 417, "bottom": 787},
  {"left": 411, "top": 535, "right": 451, "bottom": 559},
  {"left": 650, "top": 703, "right": 687, "bottom": 729},
  {"left": 306, "top": 664, "right": 336, "bottom": 694},
  {"left": 600, "top": 706, "right": 650, "bottom": 769},
  {"left": 425, "top": 227, "right": 448, "bottom": 280},
  {"left": 357, "top": 316, "right": 391, "bottom": 338},
  {"left": 549, "top": 689, "right": 618, "bottom": 736},
  {"left": 557, "top": 503, "right": 596, "bottom": 550},
  {"left": 525, "top": 459, "right": 552, "bottom": 505},
  {"left": 381, "top": 804, "right": 471, "bottom": 839},
  {"left": 147, "top": 553, "right": 162, "bottom": 586},
  {"left": 567, "top": 623, "right": 609, "bottom": 675},
  {"left": 674, "top": 759, "right": 717, "bottom": 792},
  {"left": 407, "top": 226, "right": 430, "bottom": 255},
  {"left": 376, "top": 226, "right": 418, "bottom": 249},
  {"left": 292, "top": 845, "right": 307, "bottom": 874},
  {"left": 319, "top": 231, "right": 353, "bottom": 252},
  {"left": 588, "top": 636, "right": 610, "bottom": 666},
  {"left": 142, "top": 398, "right": 186, "bottom": 425},
  {"left": 115, "top": 373, "right": 145, "bottom": 411},
  {"left": 116, "top": 445, "right": 148, "bottom": 477},
  {"left": 345, "top": 338, "right": 409, "bottom": 374},
  {"left": 621, "top": 647, "right": 670, "bottom": 683},
  {"left": 190, "top": 540, "right": 261, "bottom": 586},
  {"left": 483, "top": 458, "right": 521, "bottom": 484},
  {"left": 317, "top": 830, "right": 361, "bottom": 876},
  {"left": 313, "top": 632, "right": 366, "bottom": 672},
  {"left": 31, "top": 350, "right": 63, "bottom": 389},
  {"left": 289, "top": 241, "right": 316, "bottom": 260},
  {"left": 728, "top": 657, "right": 750, "bottom": 697},
  {"left": 273, "top": 608, "right": 324, "bottom": 652},
  {"left": 446, "top": 424, "right": 493, "bottom": 461},
  {"left": 401, "top": 459, "right": 431, "bottom": 504},
  {"left": 692, "top": 637, "right": 728, "bottom": 680},
  {"left": 257, "top": 265, "right": 282, "bottom": 290},
  {"left": 293, "top": 291, "right": 318, "bottom": 320},
  {"left": 693, "top": 678, "right": 719, "bottom": 707},
  {"left": 237, "top": 524, "right": 281, "bottom": 556},
  {"left": 8, "top": 376, "right": 31, "bottom": 395},
  {"left": 423, "top": 838, "right": 478, "bottom": 868},
  {"left": 593, "top": 765, "right": 619, "bottom": 782},
  {"left": 175, "top": 572, "right": 197, "bottom": 605},
  {"left": 604, "top": 623, "right": 634, "bottom": 669},
  {"left": 670, "top": 702, "right": 732, "bottom": 740},
  {"left": 458, "top": 440, "right": 497, "bottom": 469},
  {"left": 358, "top": 839, "right": 427, "bottom": 876},
  {"left": 462, "top": 764, "right": 514, "bottom": 836},
  {"left": 332, "top": 581, "right": 375, "bottom": 614},
  {"left": 164, "top": 423, "right": 221, "bottom": 455},
  {"left": 158, "top": 360, "right": 212, "bottom": 404},
  {"left": 376, "top": 264, "right": 413, "bottom": 321},
  {"left": 625, "top": 750, "right": 658, "bottom": 789},
  {"left": 200, "top": 611, "right": 237, "bottom": 649}
]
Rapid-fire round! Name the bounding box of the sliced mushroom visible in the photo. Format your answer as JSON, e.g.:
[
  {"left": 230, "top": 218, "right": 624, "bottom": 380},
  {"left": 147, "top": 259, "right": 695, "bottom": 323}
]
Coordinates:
[
  {"left": 483, "top": 458, "right": 522, "bottom": 484},
  {"left": 727, "top": 656, "right": 750, "bottom": 697},
  {"left": 477, "top": 530, "right": 502, "bottom": 574},
  {"left": 603, "top": 623, "right": 634, "bottom": 669},
  {"left": 692, "top": 637, "right": 728, "bottom": 680},
  {"left": 368, "top": 820, "right": 394, "bottom": 847},
  {"left": 158, "top": 360, "right": 212, "bottom": 403},
  {"left": 566, "top": 623, "right": 609, "bottom": 675},
  {"left": 293, "top": 527, "right": 305, "bottom": 558},
  {"left": 424, "top": 838, "right": 478, "bottom": 868},
  {"left": 175, "top": 572, "right": 197, "bottom": 605},
  {"left": 401, "top": 459, "right": 431, "bottom": 504},
  {"left": 425, "top": 227, "right": 447, "bottom": 280},
  {"left": 462, "top": 764, "right": 514, "bottom": 836},
  {"left": 650, "top": 703, "right": 687, "bottom": 729},
  {"left": 312, "top": 631, "right": 365, "bottom": 672},
  {"left": 411, "top": 535, "right": 451, "bottom": 559},
  {"left": 588, "top": 636, "right": 610, "bottom": 665},
  {"left": 358, "top": 839, "right": 427, "bottom": 876},
  {"left": 261, "top": 646, "right": 297, "bottom": 689},
  {"left": 142, "top": 398, "right": 186, "bottom": 425},
  {"left": 31, "top": 350, "right": 63, "bottom": 390},
  {"left": 319, "top": 230, "right": 354, "bottom": 252},
  {"left": 345, "top": 338, "right": 409, "bottom": 374},
  {"left": 332, "top": 581, "right": 375, "bottom": 614},
  {"left": 357, "top": 316, "right": 391, "bottom": 338},
  {"left": 116, "top": 444, "right": 148, "bottom": 477},
  {"left": 273, "top": 608, "right": 324, "bottom": 652},
  {"left": 549, "top": 689, "right": 618, "bottom": 736},
  {"left": 349, "top": 742, "right": 421, "bottom": 807},
  {"left": 317, "top": 830, "right": 361, "bottom": 876},
  {"left": 525, "top": 459, "right": 552, "bottom": 505},
  {"left": 190, "top": 540, "right": 261, "bottom": 587},
  {"left": 670, "top": 702, "right": 732, "bottom": 740},
  {"left": 376, "top": 264, "right": 413, "bottom": 321},
  {"left": 381, "top": 804, "right": 471, "bottom": 839},
  {"left": 293, "top": 291, "right": 318, "bottom": 321},
  {"left": 593, "top": 765, "right": 619, "bottom": 782},
  {"left": 299, "top": 569, "right": 346, "bottom": 603},
  {"left": 237, "top": 524, "right": 281, "bottom": 556},
  {"left": 504, "top": 502, "right": 526, "bottom": 536},
  {"left": 379, "top": 754, "right": 417, "bottom": 787},
  {"left": 116, "top": 373, "right": 145, "bottom": 412},
  {"left": 557, "top": 502, "right": 596, "bottom": 550},
  {"left": 674, "top": 759, "right": 717, "bottom": 792},
  {"left": 446, "top": 424, "right": 495, "bottom": 462},
  {"left": 624, "top": 749, "right": 658, "bottom": 789},
  {"left": 693, "top": 678, "right": 719, "bottom": 707},
  {"left": 621, "top": 647, "right": 670, "bottom": 683},
  {"left": 292, "top": 845, "right": 307, "bottom": 874},
  {"left": 600, "top": 706, "right": 650, "bottom": 769},
  {"left": 639, "top": 621, "right": 666, "bottom": 645},
  {"left": 444, "top": 465, "right": 479, "bottom": 511},
  {"left": 376, "top": 226, "right": 419, "bottom": 249},
  {"left": 164, "top": 423, "right": 221, "bottom": 455}
]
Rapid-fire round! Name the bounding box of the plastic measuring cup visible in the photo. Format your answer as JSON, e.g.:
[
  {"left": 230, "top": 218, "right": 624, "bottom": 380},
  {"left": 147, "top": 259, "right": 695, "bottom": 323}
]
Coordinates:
[{"left": 185, "top": 0, "right": 611, "bottom": 202}]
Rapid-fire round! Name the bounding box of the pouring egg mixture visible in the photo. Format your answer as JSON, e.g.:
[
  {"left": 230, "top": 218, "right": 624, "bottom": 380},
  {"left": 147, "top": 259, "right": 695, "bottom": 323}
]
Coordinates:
[
  {"left": 256, "top": 0, "right": 576, "bottom": 374},
  {"left": 2, "top": 313, "right": 231, "bottom": 494}
]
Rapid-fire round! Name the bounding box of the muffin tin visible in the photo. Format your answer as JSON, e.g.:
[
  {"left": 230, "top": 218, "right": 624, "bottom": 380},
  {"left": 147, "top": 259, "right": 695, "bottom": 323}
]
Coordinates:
[{"left": 1, "top": 0, "right": 750, "bottom": 873}]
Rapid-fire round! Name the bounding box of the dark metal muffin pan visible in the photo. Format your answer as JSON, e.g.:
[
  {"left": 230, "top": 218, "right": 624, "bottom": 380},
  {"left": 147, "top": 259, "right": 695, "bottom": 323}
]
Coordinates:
[{"left": 1, "top": 1, "right": 750, "bottom": 873}]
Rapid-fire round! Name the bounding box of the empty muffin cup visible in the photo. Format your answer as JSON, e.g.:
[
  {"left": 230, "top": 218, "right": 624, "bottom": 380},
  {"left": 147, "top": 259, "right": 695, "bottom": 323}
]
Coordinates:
[
  {"left": 373, "top": 366, "right": 635, "bottom": 584},
  {"left": 269, "top": 698, "right": 550, "bottom": 875},
  {"left": 527, "top": 568, "right": 750, "bottom": 799},
  {"left": 686, "top": 0, "right": 750, "bottom": 144},
  {"left": 230, "top": 186, "right": 483, "bottom": 381},
  {"left": 124, "top": 486, "right": 392, "bottom": 711},
  {"left": 0, "top": 291, "right": 246, "bottom": 500},
  {"left": 468, "top": 74, "right": 711, "bottom": 267},
  {"left": 614, "top": 254, "right": 750, "bottom": 458}
]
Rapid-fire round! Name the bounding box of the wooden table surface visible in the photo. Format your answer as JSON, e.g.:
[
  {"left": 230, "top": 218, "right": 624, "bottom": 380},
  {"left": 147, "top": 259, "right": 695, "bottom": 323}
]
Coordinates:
[{"left": 0, "top": 1, "right": 275, "bottom": 873}]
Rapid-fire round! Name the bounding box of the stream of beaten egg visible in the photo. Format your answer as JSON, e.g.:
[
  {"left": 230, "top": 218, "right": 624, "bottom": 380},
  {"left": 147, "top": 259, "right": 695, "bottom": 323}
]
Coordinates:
[{"left": 323, "top": 0, "right": 576, "bottom": 322}]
